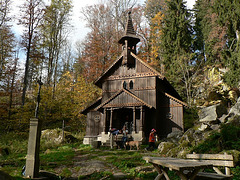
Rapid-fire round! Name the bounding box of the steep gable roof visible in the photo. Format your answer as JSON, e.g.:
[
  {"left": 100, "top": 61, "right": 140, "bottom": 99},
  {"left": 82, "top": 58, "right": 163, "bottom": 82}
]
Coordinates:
[
  {"left": 118, "top": 12, "right": 140, "bottom": 45},
  {"left": 94, "top": 52, "right": 165, "bottom": 88},
  {"left": 131, "top": 52, "right": 164, "bottom": 80},
  {"left": 164, "top": 92, "right": 188, "bottom": 107},
  {"left": 94, "top": 54, "right": 123, "bottom": 88}
]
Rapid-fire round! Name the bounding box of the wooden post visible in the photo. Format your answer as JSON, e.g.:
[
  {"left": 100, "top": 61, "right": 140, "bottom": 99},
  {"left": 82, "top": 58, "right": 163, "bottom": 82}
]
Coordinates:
[
  {"left": 224, "top": 152, "right": 231, "bottom": 175},
  {"left": 140, "top": 106, "right": 144, "bottom": 131},
  {"left": 110, "top": 133, "right": 114, "bottom": 149},
  {"left": 103, "top": 108, "right": 106, "bottom": 133},
  {"left": 110, "top": 108, "right": 113, "bottom": 130},
  {"left": 133, "top": 107, "right": 136, "bottom": 132}
]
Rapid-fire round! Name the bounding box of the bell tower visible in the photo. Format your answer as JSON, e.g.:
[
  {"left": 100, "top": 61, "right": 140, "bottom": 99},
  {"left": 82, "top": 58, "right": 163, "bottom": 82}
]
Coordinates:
[{"left": 118, "top": 11, "right": 140, "bottom": 66}]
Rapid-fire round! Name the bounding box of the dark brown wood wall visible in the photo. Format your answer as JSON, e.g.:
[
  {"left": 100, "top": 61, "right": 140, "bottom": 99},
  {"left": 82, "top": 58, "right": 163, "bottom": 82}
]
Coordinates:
[
  {"left": 169, "top": 99, "right": 184, "bottom": 132},
  {"left": 86, "top": 111, "right": 102, "bottom": 136},
  {"left": 102, "top": 76, "right": 157, "bottom": 108},
  {"left": 134, "top": 76, "right": 156, "bottom": 108}
]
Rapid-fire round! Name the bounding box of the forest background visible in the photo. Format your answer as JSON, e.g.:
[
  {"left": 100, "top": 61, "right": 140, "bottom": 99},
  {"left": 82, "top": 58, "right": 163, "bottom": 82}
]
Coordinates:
[{"left": 1, "top": 0, "right": 240, "bottom": 133}]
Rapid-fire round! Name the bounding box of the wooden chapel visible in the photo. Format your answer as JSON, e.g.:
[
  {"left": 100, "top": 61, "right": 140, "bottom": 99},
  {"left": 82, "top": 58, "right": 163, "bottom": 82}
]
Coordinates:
[{"left": 81, "top": 12, "right": 187, "bottom": 146}]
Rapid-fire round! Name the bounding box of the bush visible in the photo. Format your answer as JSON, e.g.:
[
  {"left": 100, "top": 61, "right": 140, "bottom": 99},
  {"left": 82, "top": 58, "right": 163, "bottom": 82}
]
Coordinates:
[
  {"left": 184, "top": 107, "right": 198, "bottom": 130},
  {"left": 193, "top": 124, "right": 240, "bottom": 153},
  {"left": 220, "top": 124, "right": 240, "bottom": 150}
]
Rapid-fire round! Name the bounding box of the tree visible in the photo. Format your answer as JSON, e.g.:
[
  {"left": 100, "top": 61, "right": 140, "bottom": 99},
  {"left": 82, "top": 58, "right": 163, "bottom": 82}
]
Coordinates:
[
  {"left": 0, "top": 0, "right": 12, "bottom": 78},
  {"left": 41, "top": 0, "right": 72, "bottom": 98},
  {"left": 160, "top": 0, "right": 195, "bottom": 104},
  {"left": 0, "top": 0, "right": 11, "bottom": 27},
  {"left": 211, "top": 0, "right": 240, "bottom": 87},
  {"left": 144, "top": 0, "right": 166, "bottom": 23},
  {"left": 81, "top": 4, "right": 120, "bottom": 82},
  {"left": 80, "top": 1, "right": 145, "bottom": 82},
  {"left": 39, "top": 71, "right": 101, "bottom": 131},
  {"left": 19, "top": 0, "right": 45, "bottom": 106}
]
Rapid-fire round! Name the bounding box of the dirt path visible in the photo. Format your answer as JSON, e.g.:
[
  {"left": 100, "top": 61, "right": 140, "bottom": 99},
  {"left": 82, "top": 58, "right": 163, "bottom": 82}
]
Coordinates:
[{"left": 52, "top": 149, "right": 155, "bottom": 179}]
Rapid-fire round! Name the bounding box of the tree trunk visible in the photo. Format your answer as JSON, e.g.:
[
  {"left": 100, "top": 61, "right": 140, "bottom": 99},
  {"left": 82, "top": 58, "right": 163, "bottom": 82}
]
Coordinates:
[{"left": 22, "top": 39, "right": 31, "bottom": 106}]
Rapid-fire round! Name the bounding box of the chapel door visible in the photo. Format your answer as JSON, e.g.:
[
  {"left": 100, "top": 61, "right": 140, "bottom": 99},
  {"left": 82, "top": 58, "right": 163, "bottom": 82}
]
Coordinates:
[{"left": 113, "top": 108, "right": 133, "bottom": 133}]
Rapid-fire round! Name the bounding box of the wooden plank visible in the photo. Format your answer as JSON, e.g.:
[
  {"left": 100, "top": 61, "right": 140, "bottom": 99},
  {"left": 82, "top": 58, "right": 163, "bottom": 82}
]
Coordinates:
[
  {"left": 196, "top": 172, "right": 233, "bottom": 180},
  {"left": 143, "top": 157, "right": 212, "bottom": 171},
  {"left": 186, "top": 154, "right": 233, "bottom": 160},
  {"left": 187, "top": 159, "right": 234, "bottom": 167}
]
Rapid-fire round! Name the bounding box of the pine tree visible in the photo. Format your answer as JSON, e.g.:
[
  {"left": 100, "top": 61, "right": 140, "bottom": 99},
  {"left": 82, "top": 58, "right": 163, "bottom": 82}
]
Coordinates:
[
  {"left": 212, "top": 0, "right": 240, "bottom": 87},
  {"left": 160, "top": 0, "right": 194, "bottom": 103}
]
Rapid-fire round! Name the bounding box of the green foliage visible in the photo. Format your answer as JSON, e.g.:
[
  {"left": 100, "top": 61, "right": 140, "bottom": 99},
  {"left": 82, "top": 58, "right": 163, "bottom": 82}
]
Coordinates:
[
  {"left": 0, "top": 132, "right": 28, "bottom": 155},
  {"left": 223, "top": 49, "right": 240, "bottom": 88},
  {"left": 105, "top": 151, "right": 144, "bottom": 172},
  {"left": 1, "top": 132, "right": 240, "bottom": 179},
  {"left": 0, "top": 132, "right": 28, "bottom": 177},
  {"left": 220, "top": 124, "right": 240, "bottom": 150},
  {"left": 60, "top": 168, "right": 72, "bottom": 178},
  {"left": 184, "top": 107, "right": 198, "bottom": 130},
  {"left": 193, "top": 124, "right": 240, "bottom": 153},
  {"left": 232, "top": 166, "right": 240, "bottom": 180},
  {"left": 192, "top": 132, "right": 221, "bottom": 153}
]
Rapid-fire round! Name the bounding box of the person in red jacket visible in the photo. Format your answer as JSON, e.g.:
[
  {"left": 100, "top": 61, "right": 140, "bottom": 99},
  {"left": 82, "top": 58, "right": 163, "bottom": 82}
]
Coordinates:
[{"left": 145, "top": 128, "right": 156, "bottom": 150}]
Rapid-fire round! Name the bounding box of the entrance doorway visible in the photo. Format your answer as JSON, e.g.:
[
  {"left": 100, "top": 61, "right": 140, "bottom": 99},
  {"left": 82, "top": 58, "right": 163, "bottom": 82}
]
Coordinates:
[{"left": 113, "top": 108, "right": 133, "bottom": 133}]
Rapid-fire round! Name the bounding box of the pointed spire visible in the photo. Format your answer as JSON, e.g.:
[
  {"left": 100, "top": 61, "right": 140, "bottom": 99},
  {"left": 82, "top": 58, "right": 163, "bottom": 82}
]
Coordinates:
[
  {"left": 118, "top": 11, "right": 140, "bottom": 45},
  {"left": 124, "top": 11, "right": 135, "bottom": 36}
]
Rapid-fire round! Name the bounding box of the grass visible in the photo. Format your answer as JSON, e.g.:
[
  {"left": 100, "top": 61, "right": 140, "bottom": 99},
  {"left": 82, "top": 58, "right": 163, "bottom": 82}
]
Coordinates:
[
  {"left": 1, "top": 131, "right": 240, "bottom": 179},
  {"left": 0, "top": 132, "right": 165, "bottom": 179}
]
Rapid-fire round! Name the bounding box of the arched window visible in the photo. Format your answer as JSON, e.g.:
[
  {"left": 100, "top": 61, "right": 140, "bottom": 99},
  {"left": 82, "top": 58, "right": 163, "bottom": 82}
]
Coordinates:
[
  {"left": 123, "top": 81, "right": 127, "bottom": 89},
  {"left": 129, "top": 80, "right": 133, "bottom": 89}
]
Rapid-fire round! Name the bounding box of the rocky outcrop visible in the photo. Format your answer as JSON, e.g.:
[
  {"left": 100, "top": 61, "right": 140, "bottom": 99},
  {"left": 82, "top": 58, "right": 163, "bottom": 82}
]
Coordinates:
[
  {"left": 41, "top": 129, "right": 78, "bottom": 145},
  {"left": 226, "top": 97, "right": 240, "bottom": 121},
  {"left": 166, "top": 131, "right": 183, "bottom": 144},
  {"left": 157, "top": 97, "right": 240, "bottom": 158},
  {"left": 158, "top": 142, "right": 176, "bottom": 155},
  {"left": 198, "top": 104, "right": 227, "bottom": 123},
  {"left": 157, "top": 128, "right": 212, "bottom": 158}
]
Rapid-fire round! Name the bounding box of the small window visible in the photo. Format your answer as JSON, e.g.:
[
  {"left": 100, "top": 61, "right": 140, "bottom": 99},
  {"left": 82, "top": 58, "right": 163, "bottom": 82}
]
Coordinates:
[
  {"left": 123, "top": 81, "right": 127, "bottom": 89},
  {"left": 129, "top": 80, "right": 133, "bottom": 89}
]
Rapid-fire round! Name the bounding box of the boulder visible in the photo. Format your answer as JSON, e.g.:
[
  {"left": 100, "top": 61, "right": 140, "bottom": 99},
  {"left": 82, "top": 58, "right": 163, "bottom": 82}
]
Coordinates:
[
  {"left": 220, "top": 97, "right": 240, "bottom": 123},
  {"left": 166, "top": 131, "right": 183, "bottom": 144},
  {"left": 177, "top": 149, "right": 191, "bottom": 158},
  {"left": 41, "top": 129, "right": 63, "bottom": 144},
  {"left": 199, "top": 104, "right": 227, "bottom": 122},
  {"left": 223, "top": 150, "right": 240, "bottom": 165},
  {"left": 210, "top": 124, "right": 221, "bottom": 131},
  {"left": 41, "top": 129, "right": 78, "bottom": 144},
  {"left": 228, "top": 97, "right": 240, "bottom": 118},
  {"left": 179, "top": 129, "right": 195, "bottom": 146},
  {"left": 198, "top": 123, "right": 209, "bottom": 131},
  {"left": 158, "top": 142, "right": 176, "bottom": 154},
  {"left": 65, "top": 134, "right": 78, "bottom": 143}
]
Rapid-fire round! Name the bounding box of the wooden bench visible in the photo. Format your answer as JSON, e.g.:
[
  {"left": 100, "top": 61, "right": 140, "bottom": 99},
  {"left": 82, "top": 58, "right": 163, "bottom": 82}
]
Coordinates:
[{"left": 186, "top": 153, "right": 234, "bottom": 179}]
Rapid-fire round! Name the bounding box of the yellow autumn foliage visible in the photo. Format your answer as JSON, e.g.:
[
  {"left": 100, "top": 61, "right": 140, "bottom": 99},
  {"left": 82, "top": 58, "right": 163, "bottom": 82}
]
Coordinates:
[{"left": 149, "top": 11, "right": 164, "bottom": 67}]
